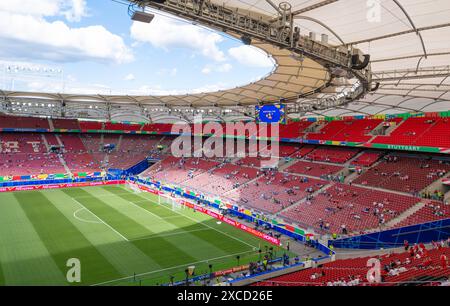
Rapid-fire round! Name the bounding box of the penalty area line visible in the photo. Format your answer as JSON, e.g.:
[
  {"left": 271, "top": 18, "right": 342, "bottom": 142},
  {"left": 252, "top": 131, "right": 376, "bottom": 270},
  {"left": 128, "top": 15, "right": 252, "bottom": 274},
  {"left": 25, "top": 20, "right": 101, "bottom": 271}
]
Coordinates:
[
  {"left": 128, "top": 228, "right": 213, "bottom": 242},
  {"left": 124, "top": 200, "right": 164, "bottom": 221},
  {"left": 71, "top": 198, "right": 130, "bottom": 242},
  {"left": 121, "top": 187, "right": 260, "bottom": 250}
]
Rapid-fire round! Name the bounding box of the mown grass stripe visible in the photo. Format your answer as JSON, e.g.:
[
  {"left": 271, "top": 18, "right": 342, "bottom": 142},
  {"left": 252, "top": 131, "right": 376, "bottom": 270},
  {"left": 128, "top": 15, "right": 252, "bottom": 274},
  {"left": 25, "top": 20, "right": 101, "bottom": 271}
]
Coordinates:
[
  {"left": 104, "top": 186, "right": 256, "bottom": 254},
  {"left": 0, "top": 193, "right": 67, "bottom": 285},
  {"left": 86, "top": 186, "right": 241, "bottom": 260},
  {"left": 43, "top": 190, "right": 163, "bottom": 278},
  {"left": 113, "top": 185, "right": 265, "bottom": 248},
  {"left": 61, "top": 188, "right": 198, "bottom": 267},
  {"left": 14, "top": 191, "right": 123, "bottom": 285},
  {"left": 0, "top": 259, "right": 4, "bottom": 286}
]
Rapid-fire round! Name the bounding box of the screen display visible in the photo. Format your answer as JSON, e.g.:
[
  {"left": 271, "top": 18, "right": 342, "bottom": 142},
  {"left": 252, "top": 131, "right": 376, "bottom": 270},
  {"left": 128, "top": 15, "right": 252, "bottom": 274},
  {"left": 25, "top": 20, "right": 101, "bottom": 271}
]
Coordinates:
[{"left": 256, "top": 104, "right": 286, "bottom": 124}]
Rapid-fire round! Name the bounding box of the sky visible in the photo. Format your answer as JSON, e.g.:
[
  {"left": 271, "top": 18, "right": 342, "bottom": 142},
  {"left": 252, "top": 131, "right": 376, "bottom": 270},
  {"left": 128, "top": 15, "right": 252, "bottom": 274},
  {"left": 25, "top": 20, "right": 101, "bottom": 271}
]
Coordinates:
[{"left": 0, "top": 0, "right": 275, "bottom": 95}]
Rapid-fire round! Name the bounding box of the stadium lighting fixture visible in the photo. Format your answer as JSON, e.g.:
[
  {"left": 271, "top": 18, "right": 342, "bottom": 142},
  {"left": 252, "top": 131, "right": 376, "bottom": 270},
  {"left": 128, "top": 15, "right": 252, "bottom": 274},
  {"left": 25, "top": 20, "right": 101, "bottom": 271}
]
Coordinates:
[{"left": 131, "top": 11, "right": 155, "bottom": 23}]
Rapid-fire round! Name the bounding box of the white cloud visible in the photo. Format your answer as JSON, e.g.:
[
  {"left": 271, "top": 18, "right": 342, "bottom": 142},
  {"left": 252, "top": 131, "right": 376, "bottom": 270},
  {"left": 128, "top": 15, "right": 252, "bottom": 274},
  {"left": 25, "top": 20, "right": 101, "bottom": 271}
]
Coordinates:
[
  {"left": 62, "top": 0, "right": 88, "bottom": 22},
  {"left": 124, "top": 73, "right": 136, "bottom": 81},
  {"left": 25, "top": 80, "right": 115, "bottom": 95},
  {"left": 0, "top": 1, "right": 132, "bottom": 64},
  {"left": 133, "top": 83, "right": 229, "bottom": 95},
  {"left": 217, "top": 63, "right": 232, "bottom": 72},
  {"left": 228, "top": 45, "right": 274, "bottom": 68},
  {"left": 0, "top": 0, "right": 88, "bottom": 22},
  {"left": 130, "top": 14, "right": 226, "bottom": 62},
  {"left": 19, "top": 79, "right": 229, "bottom": 96},
  {"left": 190, "top": 83, "right": 228, "bottom": 94},
  {"left": 0, "top": 0, "right": 61, "bottom": 17},
  {"left": 201, "top": 67, "right": 212, "bottom": 75},
  {"left": 201, "top": 63, "right": 232, "bottom": 74}
]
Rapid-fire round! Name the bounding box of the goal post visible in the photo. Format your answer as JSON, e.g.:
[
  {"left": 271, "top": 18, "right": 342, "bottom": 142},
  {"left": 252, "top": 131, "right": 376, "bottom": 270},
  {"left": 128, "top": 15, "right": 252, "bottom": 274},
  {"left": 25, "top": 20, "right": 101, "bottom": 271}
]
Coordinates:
[
  {"left": 158, "top": 193, "right": 185, "bottom": 211},
  {"left": 125, "top": 181, "right": 142, "bottom": 194},
  {"left": 126, "top": 181, "right": 186, "bottom": 212}
]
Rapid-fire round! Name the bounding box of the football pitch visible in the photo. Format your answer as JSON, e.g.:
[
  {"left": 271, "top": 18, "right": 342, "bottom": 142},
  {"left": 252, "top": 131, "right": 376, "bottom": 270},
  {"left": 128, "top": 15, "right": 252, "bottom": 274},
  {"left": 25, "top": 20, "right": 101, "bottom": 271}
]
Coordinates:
[{"left": 0, "top": 185, "right": 289, "bottom": 286}]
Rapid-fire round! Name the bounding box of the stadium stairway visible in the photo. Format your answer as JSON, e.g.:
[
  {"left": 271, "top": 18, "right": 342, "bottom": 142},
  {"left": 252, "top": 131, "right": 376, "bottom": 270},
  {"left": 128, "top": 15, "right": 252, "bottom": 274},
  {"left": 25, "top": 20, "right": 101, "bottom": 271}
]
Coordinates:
[
  {"left": 156, "top": 136, "right": 176, "bottom": 155},
  {"left": 421, "top": 171, "right": 450, "bottom": 197},
  {"left": 54, "top": 134, "right": 65, "bottom": 148},
  {"left": 221, "top": 173, "right": 263, "bottom": 197},
  {"left": 353, "top": 182, "right": 414, "bottom": 198},
  {"left": 99, "top": 133, "right": 104, "bottom": 151},
  {"left": 345, "top": 150, "right": 369, "bottom": 166},
  {"left": 381, "top": 118, "right": 406, "bottom": 137},
  {"left": 367, "top": 120, "right": 388, "bottom": 136},
  {"left": 156, "top": 136, "right": 169, "bottom": 151},
  {"left": 344, "top": 171, "right": 360, "bottom": 184},
  {"left": 308, "top": 121, "right": 328, "bottom": 134},
  {"left": 41, "top": 134, "right": 51, "bottom": 152},
  {"left": 58, "top": 155, "right": 71, "bottom": 174},
  {"left": 275, "top": 183, "right": 332, "bottom": 221},
  {"left": 334, "top": 245, "right": 408, "bottom": 260},
  {"left": 229, "top": 156, "right": 242, "bottom": 164},
  {"left": 383, "top": 121, "right": 402, "bottom": 135},
  {"left": 345, "top": 154, "right": 387, "bottom": 183},
  {"left": 277, "top": 158, "right": 298, "bottom": 172},
  {"left": 304, "top": 121, "right": 322, "bottom": 133},
  {"left": 40, "top": 133, "right": 70, "bottom": 174},
  {"left": 384, "top": 201, "right": 427, "bottom": 228},
  {"left": 48, "top": 118, "right": 54, "bottom": 130},
  {"left": 104, "top": 154, "right": 110, "bottom": 169},
  {"left": 364, "top": 133, "right": 380, "bottom": 144},
  {"left": 116, "top": 135, "right": 123, "bottom": 151}
]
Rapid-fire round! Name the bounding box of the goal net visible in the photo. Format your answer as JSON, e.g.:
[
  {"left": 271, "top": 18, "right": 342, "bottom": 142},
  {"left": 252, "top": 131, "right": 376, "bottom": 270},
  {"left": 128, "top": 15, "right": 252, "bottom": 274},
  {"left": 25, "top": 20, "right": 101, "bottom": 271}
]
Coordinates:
[
  {"left": 159, "top": 194, "right": 185, "bottom": 211},
  {"left": 126, "top": 182, "right": 142, "bottom": 194}
]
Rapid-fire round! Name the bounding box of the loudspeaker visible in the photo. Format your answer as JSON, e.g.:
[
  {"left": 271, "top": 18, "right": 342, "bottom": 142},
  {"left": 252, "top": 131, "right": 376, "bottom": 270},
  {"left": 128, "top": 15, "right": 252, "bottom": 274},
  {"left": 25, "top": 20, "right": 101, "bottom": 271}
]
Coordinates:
[
  {"left": 131, "top": 11, "right": 155, "bottom": 23},
  {"left": 352, "top": 54, "right": 370, "bottom": 70},
  {"left": 241, "top": 35, "right": 252, "bottom": 45}
]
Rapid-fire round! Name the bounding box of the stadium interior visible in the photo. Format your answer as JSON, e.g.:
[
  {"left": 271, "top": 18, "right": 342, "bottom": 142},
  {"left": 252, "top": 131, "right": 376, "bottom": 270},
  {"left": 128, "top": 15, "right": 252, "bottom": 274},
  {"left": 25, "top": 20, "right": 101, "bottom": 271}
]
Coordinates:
[{"left": 0, "top": 0, "right": 449, "bottom": 287}]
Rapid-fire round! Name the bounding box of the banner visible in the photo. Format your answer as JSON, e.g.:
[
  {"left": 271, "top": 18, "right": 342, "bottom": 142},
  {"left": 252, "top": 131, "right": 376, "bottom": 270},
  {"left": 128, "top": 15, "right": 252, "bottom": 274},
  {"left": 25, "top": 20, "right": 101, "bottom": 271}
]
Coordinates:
[
  {"left": 366, "top": 143, "right": 442, "bottom": 153},
  {"left": 0, "top": 180, "right": 125, "bottom": 193},
  {"left": 0, "top": 171, "right": 103, "bottom": 183}
]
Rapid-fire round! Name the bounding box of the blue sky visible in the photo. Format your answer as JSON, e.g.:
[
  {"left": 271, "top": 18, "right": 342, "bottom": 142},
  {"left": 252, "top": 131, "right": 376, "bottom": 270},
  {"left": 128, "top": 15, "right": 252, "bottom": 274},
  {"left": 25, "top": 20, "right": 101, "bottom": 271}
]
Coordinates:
[{"left": 0, "top": 0, "right": 274, "bottom": 95}]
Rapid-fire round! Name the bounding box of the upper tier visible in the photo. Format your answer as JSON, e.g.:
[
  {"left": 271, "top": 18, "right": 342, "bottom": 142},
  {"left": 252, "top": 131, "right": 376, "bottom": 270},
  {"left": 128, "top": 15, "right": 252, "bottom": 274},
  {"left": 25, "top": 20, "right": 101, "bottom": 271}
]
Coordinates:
[{"left": 1, "top": 113, "right": 449, "bottom": 153}]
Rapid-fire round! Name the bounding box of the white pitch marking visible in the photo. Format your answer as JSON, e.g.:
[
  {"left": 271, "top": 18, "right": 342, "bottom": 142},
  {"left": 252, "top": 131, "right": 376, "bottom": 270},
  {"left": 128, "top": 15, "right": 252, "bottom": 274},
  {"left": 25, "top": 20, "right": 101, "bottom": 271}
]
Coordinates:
[
  {"left": 125, "top": 200, "right": 164, "bottom": 220},
  {"left": 71, "top": 198, "right": 129, "bottom": 242},
  {"left": 91, "top": 249, "right": 256, "bottom": 286},
  {"left": 73, "top": 208, "right": 102, "bottom": 224},
  {"left": 121, "top": 186, "right": 258, "bottom": 250},
  {"left": 128, "top": 228, "right": 213, "bottom": 242},
  {"left": 73, "top": 193, "right": 131, "bottom": 200}
]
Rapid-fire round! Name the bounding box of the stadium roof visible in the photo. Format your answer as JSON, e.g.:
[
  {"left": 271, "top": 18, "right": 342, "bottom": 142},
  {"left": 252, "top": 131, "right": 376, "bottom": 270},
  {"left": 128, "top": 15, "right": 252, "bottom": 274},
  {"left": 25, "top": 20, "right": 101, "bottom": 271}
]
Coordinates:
[
  {"left": 1, "top": 0, "right": 450, "bottom": 118},
  {"left": 0, "top": 38, "right": 330, "bottom": 107}
]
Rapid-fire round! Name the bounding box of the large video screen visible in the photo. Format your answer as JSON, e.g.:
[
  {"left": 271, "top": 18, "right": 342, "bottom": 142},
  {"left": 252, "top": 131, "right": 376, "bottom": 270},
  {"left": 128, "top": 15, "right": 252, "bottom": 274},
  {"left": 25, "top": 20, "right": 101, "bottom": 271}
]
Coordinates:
[{"left": 255, "top": 104, "right": 286, "bottom": 124}]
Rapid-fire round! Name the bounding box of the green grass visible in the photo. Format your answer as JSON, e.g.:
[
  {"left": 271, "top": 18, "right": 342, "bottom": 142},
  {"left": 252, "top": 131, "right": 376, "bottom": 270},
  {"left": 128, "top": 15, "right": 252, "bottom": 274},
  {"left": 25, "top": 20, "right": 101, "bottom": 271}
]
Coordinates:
[{"left": 0, "top": 185, "right": 291, "bottom": 286}]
